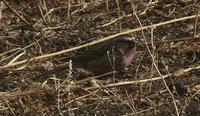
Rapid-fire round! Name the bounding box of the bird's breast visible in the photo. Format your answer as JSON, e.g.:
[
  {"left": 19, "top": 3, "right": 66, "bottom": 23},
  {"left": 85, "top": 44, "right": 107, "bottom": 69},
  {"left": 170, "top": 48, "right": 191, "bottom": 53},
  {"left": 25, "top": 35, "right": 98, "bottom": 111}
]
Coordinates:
[{"left": 122, "top": 47, "right": 136, "bottom": 66}]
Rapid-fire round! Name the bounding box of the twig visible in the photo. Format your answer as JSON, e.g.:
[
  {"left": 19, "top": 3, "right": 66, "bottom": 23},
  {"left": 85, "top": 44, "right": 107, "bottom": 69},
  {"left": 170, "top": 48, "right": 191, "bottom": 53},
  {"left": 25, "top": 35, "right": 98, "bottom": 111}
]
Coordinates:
[
  {"left": 116, "top": 0, "right": 121, "bottom": 17},
  {"left": 75, "top": 71, "right": 117, "bottom": 84},
  {"left": 7, "top": 50, "right": 26, "bottom": 65},
  {"left": 35, "top": 0, "right": 47, "bottom": 25},
  {"left": 85, "top": 64, "right": 200, "bottom": 90},
  {"left": 193, "top": 5, "right": 200, "bottom": 37},
  {"left": 96, "top": 14, "right": 132, "bottom": 28},
  {"left": 0, "top": 48, "right": 20, "bottom": 58},
  {"left": 0, "top": 87, "right": 52, "bottom": 99},
  {"left": 0, "top": 2, "right": 3, "bottom": 25},
  {"left": 2, "top": 0, "right": 38, "bottom": 32},
  {"left": 2, "top": 97, "right": 16, "bottom": 116},
  {"left": 42, "top": 0, "right": 50, "bottom": 22},
  {"left": 67, "top": 0, "right": 71, "bottom": 18},
  {"left": 130, "top": 2, "right": 179, "bottom": 115},
  {"left": 0, "top": 15, "right": 200, "bottom": 69}
]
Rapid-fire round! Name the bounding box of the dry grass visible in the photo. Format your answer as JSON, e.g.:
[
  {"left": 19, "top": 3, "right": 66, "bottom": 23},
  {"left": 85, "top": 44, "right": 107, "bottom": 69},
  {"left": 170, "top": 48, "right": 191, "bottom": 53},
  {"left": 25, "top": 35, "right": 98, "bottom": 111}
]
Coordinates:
[{"left": 0, "top": 0, "right": 200, "bottom": 115}]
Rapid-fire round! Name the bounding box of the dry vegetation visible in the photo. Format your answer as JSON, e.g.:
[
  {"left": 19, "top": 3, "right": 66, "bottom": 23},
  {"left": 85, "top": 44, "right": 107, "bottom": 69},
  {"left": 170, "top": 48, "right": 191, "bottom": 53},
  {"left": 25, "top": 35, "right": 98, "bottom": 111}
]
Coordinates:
[{"left": 0, "top": 0, "right": 200, "bottom": 115}]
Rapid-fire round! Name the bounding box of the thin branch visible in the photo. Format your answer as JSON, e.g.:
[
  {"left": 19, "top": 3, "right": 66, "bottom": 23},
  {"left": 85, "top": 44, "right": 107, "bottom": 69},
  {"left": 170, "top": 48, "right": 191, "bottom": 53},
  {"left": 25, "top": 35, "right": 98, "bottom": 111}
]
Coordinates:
[
  {"left": 0, "top": 15, "right": 200, "bottom": 69},
  {"left": 85, "top": 64, "right": 200, "bottom": 90},
  {"left": 2, "top": 0, "right": 38, "bottom": 31}
]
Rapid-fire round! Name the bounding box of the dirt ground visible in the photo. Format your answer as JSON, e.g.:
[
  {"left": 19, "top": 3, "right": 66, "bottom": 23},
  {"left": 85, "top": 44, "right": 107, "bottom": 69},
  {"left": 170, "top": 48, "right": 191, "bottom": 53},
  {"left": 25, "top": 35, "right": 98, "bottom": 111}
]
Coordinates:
[{"left": 0, "top": 0, "right": 200, "bottom": 115}]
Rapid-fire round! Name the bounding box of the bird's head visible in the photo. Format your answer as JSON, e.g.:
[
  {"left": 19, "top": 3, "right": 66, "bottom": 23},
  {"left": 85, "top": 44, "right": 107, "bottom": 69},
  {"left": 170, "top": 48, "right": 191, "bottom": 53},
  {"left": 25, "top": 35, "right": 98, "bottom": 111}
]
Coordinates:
[{"left": 113, "top": 36, "right": 137, "bottom": 66}]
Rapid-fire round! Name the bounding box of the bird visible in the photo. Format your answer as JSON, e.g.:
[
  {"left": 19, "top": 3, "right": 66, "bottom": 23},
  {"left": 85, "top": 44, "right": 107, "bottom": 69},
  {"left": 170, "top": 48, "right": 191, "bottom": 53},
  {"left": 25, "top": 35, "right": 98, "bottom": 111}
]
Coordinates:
[
  {"left": 35, "top": 35, "right": 136, "bottom": 79},
  {"left": 71, "top": 35, "right": 137, "bottom": 74}
]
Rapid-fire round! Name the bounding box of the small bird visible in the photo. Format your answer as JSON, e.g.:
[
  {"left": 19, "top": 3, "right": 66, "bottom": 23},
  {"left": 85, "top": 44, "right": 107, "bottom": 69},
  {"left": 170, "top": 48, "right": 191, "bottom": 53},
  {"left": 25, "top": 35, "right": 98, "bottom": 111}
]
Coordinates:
[
  {"left": 35, "top": 35, "right": 136, "bottom": 79},
  {"left": 71, "top": 35, "right": 136, "bottom": 74}
]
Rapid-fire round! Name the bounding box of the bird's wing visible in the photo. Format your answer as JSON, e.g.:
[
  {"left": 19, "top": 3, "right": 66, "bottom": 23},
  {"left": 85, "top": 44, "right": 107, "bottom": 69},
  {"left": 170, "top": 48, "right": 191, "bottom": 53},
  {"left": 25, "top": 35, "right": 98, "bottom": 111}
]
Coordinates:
[{"left": 71, "top": 40, "right": 116, "bottom": 62}]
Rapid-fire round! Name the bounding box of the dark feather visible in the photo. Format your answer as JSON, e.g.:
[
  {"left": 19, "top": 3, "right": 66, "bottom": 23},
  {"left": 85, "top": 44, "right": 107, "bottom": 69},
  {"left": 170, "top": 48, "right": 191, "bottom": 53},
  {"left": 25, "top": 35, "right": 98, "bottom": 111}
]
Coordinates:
[{"left": 71, "top": 36, "right": 136, "bottom": 74}]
